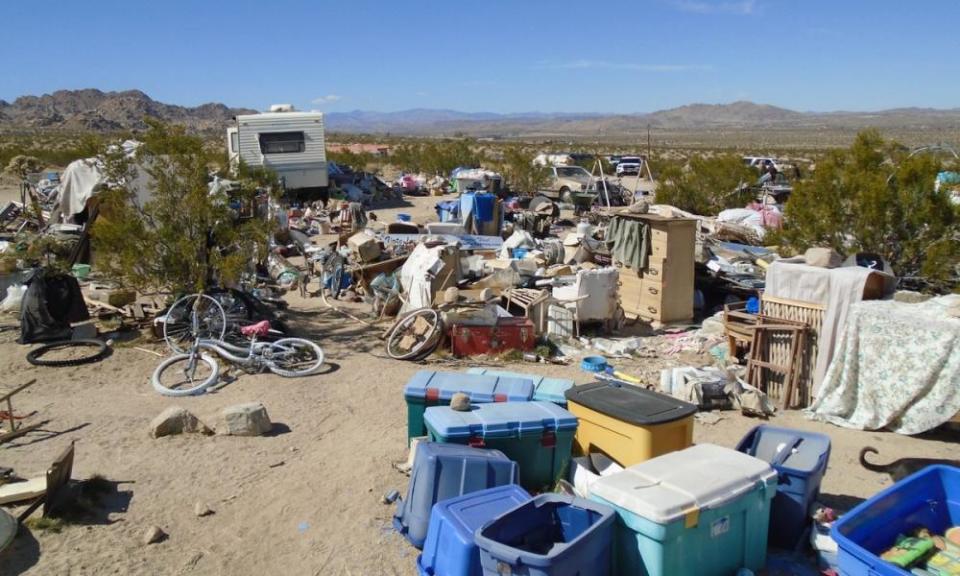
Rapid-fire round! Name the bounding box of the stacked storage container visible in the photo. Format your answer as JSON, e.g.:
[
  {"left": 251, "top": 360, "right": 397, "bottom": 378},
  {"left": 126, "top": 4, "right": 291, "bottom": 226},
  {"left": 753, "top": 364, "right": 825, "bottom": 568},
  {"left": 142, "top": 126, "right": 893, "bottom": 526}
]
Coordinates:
[
  {"left": 403, "top": 371, "right": 534, "bottom": 444},
  {"left": 417, "top": 485, "right": 532, "bottom": 576},
  {"left": 424, "top": 401, "right": 577, "bottom": 491},
  {"left": 474, "top": 494, "right": 616, "bottom": 576},
  {"left": 394, "top": 442, "right": 519, "bottom": 548},
  {"left": 590, "top": 444, "right": 778, "bottom": 576},
  {"left": 565, "top": 381, "right": 696, "bottom": 467},
  {"left": 735, "top": 424, "right": 832, "bottom": 549},
  {"left": 464, "top": 368, "right": 574, "bottom": 407}
]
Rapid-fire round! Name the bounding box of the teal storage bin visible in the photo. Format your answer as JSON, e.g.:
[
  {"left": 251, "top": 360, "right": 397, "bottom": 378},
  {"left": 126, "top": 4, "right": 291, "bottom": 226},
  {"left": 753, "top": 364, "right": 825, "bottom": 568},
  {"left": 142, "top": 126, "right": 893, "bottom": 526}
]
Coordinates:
[
  {"left": 404, "top": 371, "right": 534, "bottom": 445},
  {"left": 424, "top": 401, "right": 577, "bottom": 491},
  {"left": 590, "top": 444, "right": 778, "bottom": 576},
  {"left": 464, "top": 368, "right": 574, "bottom": 407}
]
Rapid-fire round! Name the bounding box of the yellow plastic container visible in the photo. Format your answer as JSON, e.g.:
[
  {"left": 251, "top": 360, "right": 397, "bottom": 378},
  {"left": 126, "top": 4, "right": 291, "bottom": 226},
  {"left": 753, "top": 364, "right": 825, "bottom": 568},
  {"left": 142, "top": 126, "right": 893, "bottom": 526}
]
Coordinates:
[{"left": 565, "top": 382, "right": 696, "bottom": 467}]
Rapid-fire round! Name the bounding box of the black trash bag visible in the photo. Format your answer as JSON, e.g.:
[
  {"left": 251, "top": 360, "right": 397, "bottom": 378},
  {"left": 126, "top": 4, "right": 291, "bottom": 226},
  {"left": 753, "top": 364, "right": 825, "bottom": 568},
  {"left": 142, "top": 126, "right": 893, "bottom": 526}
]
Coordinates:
[{"left": 18, "top": 268, "right": 90, "bottom": 344}]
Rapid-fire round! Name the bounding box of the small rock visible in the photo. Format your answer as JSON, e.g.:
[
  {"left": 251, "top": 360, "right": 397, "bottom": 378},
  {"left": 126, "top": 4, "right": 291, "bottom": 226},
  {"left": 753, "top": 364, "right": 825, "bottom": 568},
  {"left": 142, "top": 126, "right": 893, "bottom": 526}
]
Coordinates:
[
  {"left": 194, "top": 502, "right": 214, "bottom": 517},
  {"left": 217, "top": 402, "right": 272, "bottom": 436},
  {"left": 142, "top": 525, "right": 166, "bottom": 545},
  {"left": 450, "top": 392, "right": 471, "bottom": 412},
  {"left": 150, "top": 406, "right": 213, "bottom": 439},
  {"left": 381, "top": 490, "right": 400, "bottom": 504}
]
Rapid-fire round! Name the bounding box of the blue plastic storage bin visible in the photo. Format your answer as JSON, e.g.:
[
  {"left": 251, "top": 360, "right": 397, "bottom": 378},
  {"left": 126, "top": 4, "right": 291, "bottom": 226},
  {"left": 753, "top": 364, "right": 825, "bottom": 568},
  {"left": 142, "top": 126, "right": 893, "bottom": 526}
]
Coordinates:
[
  {"left": 832, "top": 465, "right": 960, "bottom": 576},
  {"left": 394, "top": 442, "right": 519, "bottom": 549},
  {"left": 735, "top": 424, "right": 831, "bottom": 549},
  {"left": 590, "top": 444, "right": 778, "bottom": 576},
  {"left": 425, "top": 401, "right": 578, "bottom": 491},
  {"left": 464, "top": 368, "right": 574, "bottom": 407},
  {"left": 475, "top": 493, "right": 614, "bottom": 576},
  {"left": 405, "top": 371, "right": 534, "bottom": 444},
  {"left": 418, "top": 485, "right": 532, "bottom": 576}
]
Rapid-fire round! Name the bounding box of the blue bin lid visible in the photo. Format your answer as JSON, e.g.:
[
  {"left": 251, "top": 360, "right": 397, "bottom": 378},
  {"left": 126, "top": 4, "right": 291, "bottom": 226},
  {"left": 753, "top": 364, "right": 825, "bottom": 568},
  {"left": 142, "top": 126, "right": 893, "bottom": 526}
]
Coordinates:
[
  {"left": 404, "top": 370, "right": 534, "bottom": 403},
  {"left": 419, "top": 485, "right": 531, "bottom": 576},
  {"left": 425, "top": 401, "right": 578, "bottom": 440},
  {"left": 464, "top": 368, "right": 574, "bottom": 405}
]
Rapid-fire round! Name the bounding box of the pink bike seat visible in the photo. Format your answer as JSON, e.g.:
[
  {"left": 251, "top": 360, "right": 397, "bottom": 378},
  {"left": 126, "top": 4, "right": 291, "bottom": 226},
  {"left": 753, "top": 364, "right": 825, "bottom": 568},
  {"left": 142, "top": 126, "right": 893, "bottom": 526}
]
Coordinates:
[{"left": 240, "top": 320, "right": 271, "bottom": 337}]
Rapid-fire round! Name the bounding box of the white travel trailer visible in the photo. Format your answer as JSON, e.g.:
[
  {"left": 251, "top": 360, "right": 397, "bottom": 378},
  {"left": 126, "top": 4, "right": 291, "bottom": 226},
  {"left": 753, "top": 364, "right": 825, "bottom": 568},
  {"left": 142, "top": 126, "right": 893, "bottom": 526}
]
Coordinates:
[{"left": 227, "top": 104, "right": 328, "bottom": 193}]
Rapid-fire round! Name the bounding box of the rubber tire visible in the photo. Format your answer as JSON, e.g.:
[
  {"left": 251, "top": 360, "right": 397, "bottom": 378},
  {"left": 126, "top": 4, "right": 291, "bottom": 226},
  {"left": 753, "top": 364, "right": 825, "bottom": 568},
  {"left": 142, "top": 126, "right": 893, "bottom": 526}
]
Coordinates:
[
  {"left": 26, "top": 339, "right": 109, "bottom": 367},
  {"left": 151, "top": 353, "right": 220, "bottom": 396},
  {"left": 559, "top": 187, "right": 572, "bottom": 204},
  {"left": 265, "top": 338, "right": 325, "bottom": 377}
]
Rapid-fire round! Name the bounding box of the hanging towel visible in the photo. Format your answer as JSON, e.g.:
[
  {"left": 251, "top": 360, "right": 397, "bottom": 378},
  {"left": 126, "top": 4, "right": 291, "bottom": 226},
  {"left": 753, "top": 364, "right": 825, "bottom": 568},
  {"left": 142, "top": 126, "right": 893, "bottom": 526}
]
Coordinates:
[{"left": 608, "top": 215, "right": 650, "bottom": 270}]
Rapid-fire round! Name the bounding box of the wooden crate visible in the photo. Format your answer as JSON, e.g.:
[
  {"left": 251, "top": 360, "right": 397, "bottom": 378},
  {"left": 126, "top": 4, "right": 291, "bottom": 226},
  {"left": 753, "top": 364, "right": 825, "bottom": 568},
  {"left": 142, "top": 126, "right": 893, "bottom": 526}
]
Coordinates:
[{"left": 760, "top": 295, "right": 825, "bottom": 408}]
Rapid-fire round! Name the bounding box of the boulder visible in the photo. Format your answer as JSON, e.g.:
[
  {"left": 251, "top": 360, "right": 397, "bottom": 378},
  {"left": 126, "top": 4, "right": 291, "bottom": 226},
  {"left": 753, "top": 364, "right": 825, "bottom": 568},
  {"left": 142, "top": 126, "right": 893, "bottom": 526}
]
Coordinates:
[
  {"left": 150, "top": 406, "right": 212, "bottom": 438},
  {"left": 218, "top": 402, "right": 272, "bottom": 436}
]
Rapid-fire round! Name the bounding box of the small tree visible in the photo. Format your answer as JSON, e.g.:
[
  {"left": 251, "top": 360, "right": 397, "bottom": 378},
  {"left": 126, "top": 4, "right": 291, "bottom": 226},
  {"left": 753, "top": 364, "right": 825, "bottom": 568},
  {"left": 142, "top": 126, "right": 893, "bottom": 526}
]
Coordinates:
[
  {"left": 500, "top": 146, "right": 549, "bottom": 195},
  {"left": 4, "top": 155, "right": 42, "bottom": 179},
  {"left": 654, "top": 154, "right": 756, "bottom": 215},
  {"left": 775, "top": 130, "right": 960, "bottom": 289},
  {"left": 91, "top": 119, "right": 275, "bottom": 294}
]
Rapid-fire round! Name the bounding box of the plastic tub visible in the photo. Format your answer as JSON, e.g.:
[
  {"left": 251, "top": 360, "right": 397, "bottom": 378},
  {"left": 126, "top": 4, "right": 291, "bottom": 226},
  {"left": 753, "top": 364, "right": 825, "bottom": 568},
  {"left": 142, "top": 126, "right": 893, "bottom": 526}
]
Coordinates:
[
  {"left": 475, "top": 494, "right": 615, "bottom": 576},
  {"left": 464, "top": 368, "right": 574, "bottom": 407},
  {"left": 418, "top": 485, "right": 532, "bottom": 576},
  {"left": 590, "top": 444, "right": 778, "bottom": 576},
  {"left": 735, "top": 424, "right": 831, "bottom": 549},
  {"left": 580, "top": 356, "right": 608, "bottom": 373},
  {"left": 425, "top": 401, "right": 577, "bottom": 491},
  {"left": 564, "top": 381, "right": 696, "bottom": 467},
  {"left": 394, "top": 442, "right": 519, "bottom": 549},
  {"left": 832, "top": 465, "right": 960, "bottom": 576},
  {"left": 404, "top": 370, "right": 534, "bottom": 445},
  {"left": 71, "top": 263, "right": 91, "bottom": 279},
  {"left": 397, "top": 213, "right": 412, "bottom": 222}
]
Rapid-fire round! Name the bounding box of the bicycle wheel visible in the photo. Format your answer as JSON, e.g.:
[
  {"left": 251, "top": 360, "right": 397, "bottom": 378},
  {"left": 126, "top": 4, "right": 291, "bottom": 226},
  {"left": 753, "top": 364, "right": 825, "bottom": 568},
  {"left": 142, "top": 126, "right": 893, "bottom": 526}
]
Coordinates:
[
  {"left": 385, "top": 308, "right": 442, "bottom": 361},
  {"left": 265, "top": 338, "right": 325, "bottom": 377},
  {"left": 26, "top": 339, "right": 110, "bottom": 367},
  {"left": 162, "top": 294, "right": 227, "bottom": 354},
  {"left": 151, "top": 353, "right": 219, "bottom": 396}
]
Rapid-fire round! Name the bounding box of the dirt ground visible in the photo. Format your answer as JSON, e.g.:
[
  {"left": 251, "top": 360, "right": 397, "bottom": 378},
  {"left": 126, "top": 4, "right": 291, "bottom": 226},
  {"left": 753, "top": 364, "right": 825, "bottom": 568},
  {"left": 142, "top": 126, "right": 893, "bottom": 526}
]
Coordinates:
[{"left": 0, "top": 192, "right": 957, "bottom": 576}]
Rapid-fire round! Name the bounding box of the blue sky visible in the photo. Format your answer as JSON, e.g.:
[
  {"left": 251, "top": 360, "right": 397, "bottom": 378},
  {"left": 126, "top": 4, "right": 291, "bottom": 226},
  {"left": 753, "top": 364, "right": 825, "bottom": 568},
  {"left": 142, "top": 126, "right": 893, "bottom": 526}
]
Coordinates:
[{"left": 3, "top": 0, "right": 959, "bottom": 114}]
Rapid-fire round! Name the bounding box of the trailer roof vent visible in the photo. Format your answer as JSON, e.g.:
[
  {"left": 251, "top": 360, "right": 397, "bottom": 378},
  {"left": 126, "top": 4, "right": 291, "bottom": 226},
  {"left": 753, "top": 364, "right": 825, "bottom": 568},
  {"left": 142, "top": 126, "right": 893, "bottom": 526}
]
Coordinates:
[{"left": 269, "top": 104, "right": 295, "bottom": 113}]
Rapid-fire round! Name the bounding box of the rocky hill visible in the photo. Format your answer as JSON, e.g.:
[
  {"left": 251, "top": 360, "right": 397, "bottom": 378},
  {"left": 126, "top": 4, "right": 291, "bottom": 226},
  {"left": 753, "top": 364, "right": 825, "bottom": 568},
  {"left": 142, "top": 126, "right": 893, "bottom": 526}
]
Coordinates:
[{"left": 0, "top": 89, "right": 255, "bottom": 132}]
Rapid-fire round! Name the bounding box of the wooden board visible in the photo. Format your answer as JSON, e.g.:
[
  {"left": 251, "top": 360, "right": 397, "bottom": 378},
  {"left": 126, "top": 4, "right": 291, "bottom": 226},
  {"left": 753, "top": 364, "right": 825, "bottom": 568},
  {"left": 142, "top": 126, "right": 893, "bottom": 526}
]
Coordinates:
[
  {"left": 0, "top": 477, "right": 45, "bottom": 505},
  {"left": 761, "top": 295, "right": 825, "bottom": 408}
]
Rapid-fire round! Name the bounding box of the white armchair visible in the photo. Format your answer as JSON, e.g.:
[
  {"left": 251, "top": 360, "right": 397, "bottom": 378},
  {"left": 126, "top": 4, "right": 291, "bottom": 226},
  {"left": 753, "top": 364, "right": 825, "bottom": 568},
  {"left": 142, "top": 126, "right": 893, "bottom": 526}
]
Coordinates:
[{"left": 551, "top": 268, "right": 620, "bottom": 337}]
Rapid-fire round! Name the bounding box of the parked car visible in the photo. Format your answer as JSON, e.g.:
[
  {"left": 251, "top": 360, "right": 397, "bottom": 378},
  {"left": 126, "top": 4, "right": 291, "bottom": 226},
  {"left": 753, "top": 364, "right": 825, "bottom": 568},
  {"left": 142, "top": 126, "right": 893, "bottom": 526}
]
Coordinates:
[
  {"left": 615, "top": 156, "right": 643, "bottom": 176},
  {"left": 537, "top": 165, "right": 596, "bottom": 203}
]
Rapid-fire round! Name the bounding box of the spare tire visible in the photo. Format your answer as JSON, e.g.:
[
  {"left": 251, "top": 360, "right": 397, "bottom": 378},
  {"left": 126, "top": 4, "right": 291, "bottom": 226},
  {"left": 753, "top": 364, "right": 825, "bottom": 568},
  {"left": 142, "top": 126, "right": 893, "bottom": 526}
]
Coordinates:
[{"left": 26, "top": 339, "right": 110, "bottom": 367}]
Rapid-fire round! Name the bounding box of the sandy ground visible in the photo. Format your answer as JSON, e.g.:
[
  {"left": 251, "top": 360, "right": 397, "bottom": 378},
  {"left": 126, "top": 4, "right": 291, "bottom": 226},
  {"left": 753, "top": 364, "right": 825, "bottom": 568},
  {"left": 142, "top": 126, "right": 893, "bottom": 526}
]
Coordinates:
[{"left": 0, "top": 193, "right": 957, "bottom": 576}]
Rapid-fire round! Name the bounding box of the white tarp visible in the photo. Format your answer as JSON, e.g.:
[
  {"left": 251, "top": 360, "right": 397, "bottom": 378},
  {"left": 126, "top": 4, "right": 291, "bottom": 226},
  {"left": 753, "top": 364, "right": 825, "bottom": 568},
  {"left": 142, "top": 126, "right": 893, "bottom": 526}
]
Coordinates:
[
  {"left": 807, "top": 296, "right": 960, "bottom": 434},
  {"left": 56, "top": 141, "right": 152, "bottom": 222}
]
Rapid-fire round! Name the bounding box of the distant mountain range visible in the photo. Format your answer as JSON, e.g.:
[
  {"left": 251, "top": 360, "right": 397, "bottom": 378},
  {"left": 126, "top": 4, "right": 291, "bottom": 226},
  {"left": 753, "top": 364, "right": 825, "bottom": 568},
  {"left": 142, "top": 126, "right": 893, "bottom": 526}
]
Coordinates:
[
  {"left": 0, "top": 89, "right": 255, "bottom": 132},
  {"left": 2, "top": 89, "right": 960, "bottom": 140}
]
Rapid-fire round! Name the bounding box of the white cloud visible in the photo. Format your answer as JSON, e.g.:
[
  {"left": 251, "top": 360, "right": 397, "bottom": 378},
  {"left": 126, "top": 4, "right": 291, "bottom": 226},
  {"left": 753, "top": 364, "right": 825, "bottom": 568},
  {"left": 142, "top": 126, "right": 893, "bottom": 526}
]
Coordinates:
[
  {"left": 311, "top": 94, "right": 342, "bottom": 104},
  {"left": 535, "top": 60, "right": 711, "bottom": 72},
  {"left": 668, "top": 0, "right": 756, "bottom": 14}
]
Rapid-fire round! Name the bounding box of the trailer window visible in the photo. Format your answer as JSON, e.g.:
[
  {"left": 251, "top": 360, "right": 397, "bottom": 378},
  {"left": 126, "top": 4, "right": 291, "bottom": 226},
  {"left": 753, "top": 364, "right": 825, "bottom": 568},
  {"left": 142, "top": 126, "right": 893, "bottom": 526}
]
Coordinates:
[{"left": 259, "top": 131, "right": 305, "bottom": 154}]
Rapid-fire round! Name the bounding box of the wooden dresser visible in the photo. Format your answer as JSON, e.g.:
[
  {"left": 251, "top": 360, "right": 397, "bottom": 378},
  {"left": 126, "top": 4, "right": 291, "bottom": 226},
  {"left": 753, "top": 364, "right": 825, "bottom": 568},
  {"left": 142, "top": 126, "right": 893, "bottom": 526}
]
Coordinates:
[{"left": 614, "top": 213, "right": 696, "bottom": 324}]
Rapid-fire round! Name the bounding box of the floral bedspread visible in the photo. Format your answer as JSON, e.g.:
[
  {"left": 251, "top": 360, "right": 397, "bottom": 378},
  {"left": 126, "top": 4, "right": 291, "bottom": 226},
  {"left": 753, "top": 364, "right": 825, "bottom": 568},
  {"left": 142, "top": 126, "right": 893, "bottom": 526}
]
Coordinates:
[{"left": 807, "top": 295, "right": 960, "bottom": 435}]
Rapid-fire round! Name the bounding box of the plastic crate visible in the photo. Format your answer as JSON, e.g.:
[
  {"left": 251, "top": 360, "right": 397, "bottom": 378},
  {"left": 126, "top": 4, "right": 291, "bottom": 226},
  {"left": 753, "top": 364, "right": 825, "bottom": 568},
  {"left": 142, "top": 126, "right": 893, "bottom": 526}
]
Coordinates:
[
  {"left": 394, "top": 442, "right": 519, "bottom": 549},
  {"left": 590, "top": 444, "right": 778, "bottom": 576},
  {"left": 565, "top": 381, "right": 696, "bottom": 467},
  {"left": 417, "top": 485, "right": 531, "bottom": 576},
  {"left": 736, "top": 424, "right": 831, "bottom": 549},
  {"left": 475, "top": 494, "right": 615, "bottom": 576},
  {"left": 425, "top": 401, "right": 577, "bottom": 492},
  {"left": 464, "top": 368, "right": 574, "bottom": 406},
  {"left": 404, "top": 371, "right": 533, "bottom": 445},
  {"left": 832, "top": 465, "right": 960, "bottom": 576}
]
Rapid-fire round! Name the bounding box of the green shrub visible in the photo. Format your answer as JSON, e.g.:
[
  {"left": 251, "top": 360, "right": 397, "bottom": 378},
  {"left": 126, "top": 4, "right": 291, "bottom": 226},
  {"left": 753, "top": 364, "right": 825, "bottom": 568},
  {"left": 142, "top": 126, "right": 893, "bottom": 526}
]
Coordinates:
[{"left": 654, "top": 154, "right": 757, "bottom": 215}]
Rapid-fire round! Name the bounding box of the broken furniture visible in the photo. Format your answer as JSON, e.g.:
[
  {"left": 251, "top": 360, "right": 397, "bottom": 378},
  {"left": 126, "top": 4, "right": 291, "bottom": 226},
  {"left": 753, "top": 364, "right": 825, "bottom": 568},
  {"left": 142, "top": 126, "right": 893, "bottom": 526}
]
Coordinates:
[
  {"left": 0, "top": 379, "right": 44, "bottom": 444},
  {"left": 502, "top": 288, "right": 550, "bottom": 335},
  {"left": 551, "top": 268, "right": 620, "bottom": 337},
  {"left": 745, "top": 322, "right": 808, "bottom": 410},
  {"left": 15, "top": 442, "right": 75, "bottom": 522},
  {"left": 614, "top": 213, "right": 696, "bottom": 325}
]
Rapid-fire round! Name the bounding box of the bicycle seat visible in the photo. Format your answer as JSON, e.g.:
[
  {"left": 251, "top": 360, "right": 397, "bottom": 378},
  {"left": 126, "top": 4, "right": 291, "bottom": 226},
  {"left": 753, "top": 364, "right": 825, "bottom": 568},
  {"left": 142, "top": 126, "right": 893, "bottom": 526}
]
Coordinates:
[{"left": 240, "top": 320, "right": 271, "bottom": 338}]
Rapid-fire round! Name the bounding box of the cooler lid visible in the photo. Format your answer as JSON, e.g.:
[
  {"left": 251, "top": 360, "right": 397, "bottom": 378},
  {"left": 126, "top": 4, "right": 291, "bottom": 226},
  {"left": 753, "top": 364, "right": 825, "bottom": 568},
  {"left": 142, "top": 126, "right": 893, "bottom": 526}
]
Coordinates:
[
  {"left": 404, "top": 370, "right": 534, "bottom": 403},
  {"left": 590, "top": 444, "right": 777, "bottom": 524},
  {"left": 465, "top": 368, "right": 574, "bottom": 404},
  {"left": 564, "top": 381, "right": 697, "bottom": 425},
  {"left": 425, "top": 401, "right": 578, "bottom": 439}
]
